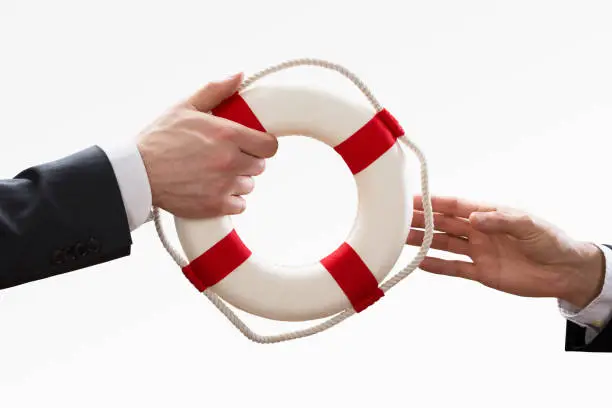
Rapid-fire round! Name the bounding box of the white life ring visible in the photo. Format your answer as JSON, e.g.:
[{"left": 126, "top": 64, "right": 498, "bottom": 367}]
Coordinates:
[{"left": 153, "top": 59, "right": 434, "bottom": 342}]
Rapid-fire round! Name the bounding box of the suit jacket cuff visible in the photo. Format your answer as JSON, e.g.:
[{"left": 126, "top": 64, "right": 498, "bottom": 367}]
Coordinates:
[{"left": 558, "top": 243, "right": 612, "bottom": 339}]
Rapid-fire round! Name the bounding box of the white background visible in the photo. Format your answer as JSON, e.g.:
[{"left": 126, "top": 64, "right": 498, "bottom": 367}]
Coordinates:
[{"left": 1, "top": 0, "right": 612, "bottom": 406}]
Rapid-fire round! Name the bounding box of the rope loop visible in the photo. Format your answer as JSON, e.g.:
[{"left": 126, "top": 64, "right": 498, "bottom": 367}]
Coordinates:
[{"left": 152, "top": 58, "right": 434, "bottom": 343}]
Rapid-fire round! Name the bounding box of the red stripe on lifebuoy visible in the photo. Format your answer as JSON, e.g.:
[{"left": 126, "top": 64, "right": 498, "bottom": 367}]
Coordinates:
[
  {"left": 183, "top": 264, "right": 207, "bottom": 292},
  {"left": 182, "top": 229, "right": 252, "bottom": 291},
  {"left": 334, "top": 109, "right": 404, "bottom": 175},
  {"left": 377, "top": 109, "right": 405, "bottom": 139},
  {"left": 211, "top": 93, "right": 267, "bottom": 132},
  {"left": 321, "top": 243, "right": 384, "bottom": 312}
]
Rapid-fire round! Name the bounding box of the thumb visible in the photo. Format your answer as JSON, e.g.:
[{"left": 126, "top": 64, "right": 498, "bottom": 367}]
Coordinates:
[
  {"left": 469, "top": 210, "right": 537, "bottom": 239},
  {"left": 187, "top": 72, "right": 243, "bottom": 112}
]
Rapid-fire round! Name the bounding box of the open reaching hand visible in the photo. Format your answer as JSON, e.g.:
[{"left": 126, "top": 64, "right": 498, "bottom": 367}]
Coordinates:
[{"left": 406, "top": 196, "right": 605, "bottom": 308}]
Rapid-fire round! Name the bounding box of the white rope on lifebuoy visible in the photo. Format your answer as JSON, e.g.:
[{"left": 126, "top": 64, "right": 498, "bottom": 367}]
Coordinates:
[{"left": 152, "top": 58, "right": 434, "bottom": 343}]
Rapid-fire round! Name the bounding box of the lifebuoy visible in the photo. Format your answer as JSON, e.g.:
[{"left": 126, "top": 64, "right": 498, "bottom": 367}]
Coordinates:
[{"left": 153, "top": 59, "right": 434, "bottom": 342}]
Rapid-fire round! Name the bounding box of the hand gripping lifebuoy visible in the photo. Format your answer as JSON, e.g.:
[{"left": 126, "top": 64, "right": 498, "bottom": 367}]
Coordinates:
[{"left": 153, "top": 59, "right": 434, "bottom": 343}]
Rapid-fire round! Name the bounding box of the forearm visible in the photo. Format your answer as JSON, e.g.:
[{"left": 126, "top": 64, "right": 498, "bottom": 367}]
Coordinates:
[{"left": 0, "top": 146, "right": 133, "bottom": 289}]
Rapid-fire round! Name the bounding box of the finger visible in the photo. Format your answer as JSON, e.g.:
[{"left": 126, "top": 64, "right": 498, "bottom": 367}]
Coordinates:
[
  {"left": 234, "top": 153, "right": 266, "bottom": 176},
  {"left": 187, "top": 73, "right": 243, "bottom": 112},
  {"left": 222, "top": 195, "right": 246, "bottom": 215},
  {"left": 411, "top": 210, "right": 470, "bottom": 237},
  {"left": 406, "top": 230, "right": 470, "bottom": 256},
  {"left": 469, "top": 210, "right": 537, "bottom": 239},
  {"left": 419, "top": 256, "right": 477, "bottom": 281},
  {"left": 232, "top": 126, "right": 278, "bottom": 158},
  {"left": 232, "top": 176, "right": 254, "bottom": 195},
  {"left": 413, "top": 195, "right": 497, "bottom": 219}
]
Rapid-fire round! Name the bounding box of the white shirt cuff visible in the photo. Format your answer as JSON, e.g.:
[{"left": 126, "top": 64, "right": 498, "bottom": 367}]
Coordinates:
[
  {"left": 99, "top": 142, "right": 152, "bottom": 231},
  {"left": 558, "top": 243, "right": 612, "bottom": 342}
]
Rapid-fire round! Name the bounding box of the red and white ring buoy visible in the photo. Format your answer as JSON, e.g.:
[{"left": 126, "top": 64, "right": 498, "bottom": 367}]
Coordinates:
[
  {"left": 176, "top": 85, "right": 410, "bottom": 321},
  {"left": 153, "top": 59, "right": 434, "bottom": 342}
]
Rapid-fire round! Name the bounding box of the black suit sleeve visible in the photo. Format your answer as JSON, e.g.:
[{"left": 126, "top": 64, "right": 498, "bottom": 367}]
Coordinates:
[
  {"left": 565, "top": 320, "right": 612, "bottom": 352},
  {"left": 565, "top": 244, "right": 612, "bottom": 352},
  {"left": 0, "top": 145, "right": 132, "bottom": 290}
]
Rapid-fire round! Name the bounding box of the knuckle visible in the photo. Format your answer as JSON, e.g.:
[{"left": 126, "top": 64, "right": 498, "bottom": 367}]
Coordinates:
[
  {"left": 241, "top": 176, "right": 255, "bottom": 193},
  {"left": 197, "top": 201, "right": 221, "bottom": 218},
  {"left": 452, "top": 261, "right": 465, "bottom": 277},
  {"left": 204, "top": 80, "right": 223, "bottom": 93},
  {"left": 438, "top": 234, "right": 450, "bottom": 250},
  {"left": 216, "top": 126, "right": 237, "bottom": 141},
  {"left": 431, "top": 233, "right": 442, "bottom": 248},
  {"left": 434, "top": 213, "right": 446, "bottom": 228},
  {"left": 198, "top": 206, "right": 219, "bottom": 218},
  {"left": 216, "top": 148, "right": 238, "bottom": 169},
  {"left": 223, "top": 196, "right": 246, "bottom": 214},
  {"left": 492, "top": 211, "right": 508, "bottom": 222},
  {"left": 517, "top": 213, "right": 534, "bottom": 225},
  {"left": 177, "top": 110, "right": 204, "bottom": 127},
  {"left": 251, "top": 159, "right": 266, "bottom": 175},
  {"left": 208, "top": 198, "right": 227, "bottom": 215}
]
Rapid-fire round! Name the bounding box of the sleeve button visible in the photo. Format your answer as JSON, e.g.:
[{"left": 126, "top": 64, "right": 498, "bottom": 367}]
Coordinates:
[
  {"left": 52, "top": 249, "right": 66, "bottom": 264},
  {"left": 87, "top": 237, "right": 100, "bottom": 253},
  {"left": 75, "top": 242, "right": 88, "bottom": 257},
  {"left": 65, "top": 246, "right": 77, "bottom": 261}
]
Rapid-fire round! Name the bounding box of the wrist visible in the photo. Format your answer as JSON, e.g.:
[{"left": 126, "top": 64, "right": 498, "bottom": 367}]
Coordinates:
[
  {"left": 136, "top": 141, "right": 159, "bottom": 207},
  {"left": 101, "top": 141, "right": 152, "bottom": 231},
  {"left": 560, "top": 242, "right": 605, "bottom": 309}
]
